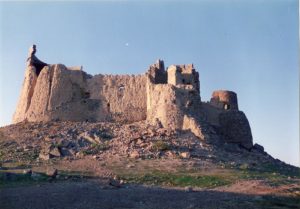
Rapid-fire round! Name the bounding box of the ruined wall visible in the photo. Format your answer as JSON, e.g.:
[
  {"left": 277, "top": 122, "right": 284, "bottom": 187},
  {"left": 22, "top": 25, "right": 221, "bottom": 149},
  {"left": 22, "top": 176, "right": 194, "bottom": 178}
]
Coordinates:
[
  {"left": 147, "top": 84, "right": 183, "bottom": 129},
  {"left": 200, "top": 90, "right": 253, "bottom": 149},
  {"left": 147, "top": 84, "right": 202, "bottom": 129},
  {"left": 13, "top": 64, "right": 103, "bottom": 123},
  {"left": 13, "top": 59, "right": 253, "bottom": 149},
  {"left": 13, "top": 64, "right": 147, "bottom": 123},
  {"left": 219, "top": 110, "right": 253, "bottom": 149},
  {"left": 147, "top": 59, "right": 167, "bottom": 84},
  {"left": 13, "top": 66, "right": 37, "bottom": 123},
  {"left": 182, "top": 115, "right": 205, "bottom": 139},
  {"left": 200, "top": 102, "right": 224, "bottom": 126},
  {"left": 87, "top": 74, "right": 147, "bottom": 122}
]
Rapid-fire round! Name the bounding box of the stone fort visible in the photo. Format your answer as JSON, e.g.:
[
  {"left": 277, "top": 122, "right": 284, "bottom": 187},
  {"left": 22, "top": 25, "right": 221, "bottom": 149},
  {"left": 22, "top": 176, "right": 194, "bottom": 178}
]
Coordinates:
[{"left": 13, "top": 49, "right": 253, "bottom": 149}]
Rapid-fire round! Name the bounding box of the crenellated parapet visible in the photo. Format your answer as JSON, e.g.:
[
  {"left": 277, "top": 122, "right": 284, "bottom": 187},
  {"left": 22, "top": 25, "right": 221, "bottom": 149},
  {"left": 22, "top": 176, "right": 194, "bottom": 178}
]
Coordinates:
[{"left": 167, "top": 64, "right": 200, "bottom": 94}]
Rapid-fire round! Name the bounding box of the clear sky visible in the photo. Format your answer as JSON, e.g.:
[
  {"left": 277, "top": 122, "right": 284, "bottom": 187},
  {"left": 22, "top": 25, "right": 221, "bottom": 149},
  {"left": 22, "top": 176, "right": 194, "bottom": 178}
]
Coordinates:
[{"left": 0, "top": 0, "right": 298, "bottom": 166}]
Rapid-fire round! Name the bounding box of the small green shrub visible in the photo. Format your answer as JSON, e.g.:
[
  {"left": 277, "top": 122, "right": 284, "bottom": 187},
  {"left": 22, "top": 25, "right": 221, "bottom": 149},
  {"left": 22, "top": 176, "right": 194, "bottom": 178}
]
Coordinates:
[
  {"left": 152, "top": 140, "right": 170, "bottom": 151},
  {"left": 120, "top": 171, "right": 230, "bottom": 188}
]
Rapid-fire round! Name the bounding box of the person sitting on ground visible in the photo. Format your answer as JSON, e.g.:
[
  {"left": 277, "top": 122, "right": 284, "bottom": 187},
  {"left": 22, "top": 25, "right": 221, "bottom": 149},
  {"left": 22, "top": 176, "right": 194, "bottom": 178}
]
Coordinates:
[{"left": 26, "top": 44, "right": 48, "bottom": 76}]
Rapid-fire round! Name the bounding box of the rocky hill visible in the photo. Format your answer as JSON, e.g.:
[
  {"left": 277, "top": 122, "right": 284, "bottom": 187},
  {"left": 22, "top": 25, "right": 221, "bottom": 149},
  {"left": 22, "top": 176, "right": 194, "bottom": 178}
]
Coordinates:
[{"left": 0, "top": 120, "right": 299, "bottom": 209}]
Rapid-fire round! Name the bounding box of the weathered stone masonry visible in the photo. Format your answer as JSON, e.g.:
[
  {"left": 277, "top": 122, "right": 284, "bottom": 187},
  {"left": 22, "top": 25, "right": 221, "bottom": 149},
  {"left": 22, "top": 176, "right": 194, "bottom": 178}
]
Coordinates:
[{"left": 13, "top": 60, "right": 253, "bottom": 149}]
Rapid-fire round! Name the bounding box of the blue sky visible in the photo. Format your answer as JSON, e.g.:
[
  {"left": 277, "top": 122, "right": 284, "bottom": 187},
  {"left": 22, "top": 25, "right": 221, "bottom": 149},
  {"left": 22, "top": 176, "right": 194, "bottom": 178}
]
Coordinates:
[{"left": 0, "top": 0, "right": 298, "bottom": 166}]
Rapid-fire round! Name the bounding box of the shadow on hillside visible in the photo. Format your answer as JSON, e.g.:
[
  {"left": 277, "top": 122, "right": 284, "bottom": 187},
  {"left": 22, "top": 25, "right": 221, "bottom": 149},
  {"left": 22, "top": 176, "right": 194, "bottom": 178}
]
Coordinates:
[{"left": 0, "top": 178, "right": 299, "bottom": 209}]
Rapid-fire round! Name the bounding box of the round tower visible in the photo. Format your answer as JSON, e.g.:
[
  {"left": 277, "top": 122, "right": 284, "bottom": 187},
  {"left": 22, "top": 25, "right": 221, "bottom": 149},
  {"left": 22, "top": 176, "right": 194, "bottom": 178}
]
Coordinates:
[{"left": 210, "top": 90, "right": 238, "bottom": 110}]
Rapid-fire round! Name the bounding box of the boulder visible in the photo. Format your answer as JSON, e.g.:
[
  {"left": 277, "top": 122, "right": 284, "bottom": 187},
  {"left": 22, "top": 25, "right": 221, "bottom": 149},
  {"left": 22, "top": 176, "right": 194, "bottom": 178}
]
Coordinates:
[
  {"left": 80, "top": 132, "right": 101, "bottom": 144},
  {"left": 180, "top": 152, "right": 191, "bottom": 159},
  {"left": 39, "top": 153, "right": 50, "bottom": 160},
  {"left": 129, "top": 151, "right": 140, "bottom": 159},
  {"left": 49, "top": 147, "right": 61, "bottom": 157},
  {"left": 46, "top": 168, "right": 58, "bottom": 178},
  {"left": 109, "top": 179, "right": 122, "bottom": 188}
]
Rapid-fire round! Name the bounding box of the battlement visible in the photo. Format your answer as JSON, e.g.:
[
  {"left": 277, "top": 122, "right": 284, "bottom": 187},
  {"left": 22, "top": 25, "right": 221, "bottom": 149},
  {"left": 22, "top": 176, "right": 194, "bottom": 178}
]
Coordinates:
[
  {"left": 147, "top": 60, "right": 200, "bottom": 93},
  {"left": 167, "top": 64, "right": 200, "bottom": 93}
]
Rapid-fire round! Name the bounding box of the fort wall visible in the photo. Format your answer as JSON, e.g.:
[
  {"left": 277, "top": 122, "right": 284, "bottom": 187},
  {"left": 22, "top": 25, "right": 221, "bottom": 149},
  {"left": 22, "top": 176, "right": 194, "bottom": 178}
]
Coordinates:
[
  {"left": 12, "top": 66, "right": 37, "bottom": 123},
  {"left": 13, "top": 64, "right": 147, "bottom": 123},
  {"left": 146, "top": 84, "right": 183, "bottom": 129},
  {"left": 87, "top": 74, "right": 147, "bottom": 122},
  {"left": 13, "top": 59, "right": 253, "bottom": 149}
]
